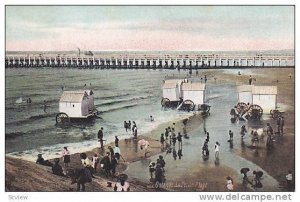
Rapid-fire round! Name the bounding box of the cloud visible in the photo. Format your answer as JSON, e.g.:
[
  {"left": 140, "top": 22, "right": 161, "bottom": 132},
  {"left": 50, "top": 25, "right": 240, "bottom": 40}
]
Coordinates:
[{"left": 5, "top": 6, "right": 294, "bottom": 51}]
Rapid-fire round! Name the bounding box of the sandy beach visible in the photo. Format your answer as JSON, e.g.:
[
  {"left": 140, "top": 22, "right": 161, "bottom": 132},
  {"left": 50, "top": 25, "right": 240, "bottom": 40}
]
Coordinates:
[{"left": 5, "top": 67, "right": 295, "bottom": 192}]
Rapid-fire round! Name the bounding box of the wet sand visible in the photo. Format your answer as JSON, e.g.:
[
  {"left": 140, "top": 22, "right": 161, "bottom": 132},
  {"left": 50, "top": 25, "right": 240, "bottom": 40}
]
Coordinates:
[{"left": 5, "top": 68, "right": 295, "bottom": 192}]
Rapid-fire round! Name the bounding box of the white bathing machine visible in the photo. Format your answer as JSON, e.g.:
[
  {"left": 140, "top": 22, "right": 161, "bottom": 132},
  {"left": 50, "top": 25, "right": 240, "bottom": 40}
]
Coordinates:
[
  {"left": 161, "top": 79, "right": 184, "bottom": 108},
  {"left": 252, "top": 86, "right": 277, "bottom": 112},
  {"left": 180, "top": 82, "right": 206, "bottom": 111},
  {"left": 161, "top": 79, "right": 210, "bottom": 113},
  {"left": 235, "top": 85, "right": 278, "bottom": 119},
  {"left": 237, "top": 85, "right": 253, "bottom": 104},
  {"left": 56, "top": 90, "right": 98, "bottom": 123}
]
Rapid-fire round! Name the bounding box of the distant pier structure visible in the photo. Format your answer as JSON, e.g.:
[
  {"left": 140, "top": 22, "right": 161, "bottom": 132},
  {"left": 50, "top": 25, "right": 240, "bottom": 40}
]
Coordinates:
[{"left": 5, "top": 51, "right": 294, "bottom": 69}]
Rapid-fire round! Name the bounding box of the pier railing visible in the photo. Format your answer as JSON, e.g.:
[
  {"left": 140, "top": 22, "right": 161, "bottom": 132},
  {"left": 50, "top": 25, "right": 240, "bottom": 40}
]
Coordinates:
[{"left": 5, "top": 53, "right": 295, "bottom": 69}]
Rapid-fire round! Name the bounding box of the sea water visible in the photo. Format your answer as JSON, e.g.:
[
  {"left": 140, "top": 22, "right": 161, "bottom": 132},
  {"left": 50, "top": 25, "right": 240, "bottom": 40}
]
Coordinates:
[{"left": 5, "top": 68, "right": 192, "bottom": 161}]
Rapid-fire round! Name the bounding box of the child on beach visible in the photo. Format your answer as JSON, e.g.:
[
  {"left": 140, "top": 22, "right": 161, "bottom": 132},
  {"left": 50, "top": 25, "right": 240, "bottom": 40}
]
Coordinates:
[
  {"left": 226, "top": 176, "right": 234, "bottom": 191},
  {"left": 150, "top": 115, "right": 154, "bottom": 122},
  {"left": 214, "top": 142, "right": 220, "bottom": 159},
  {"left": 149, "top": 162, "right": 156, "bottom": 180}
]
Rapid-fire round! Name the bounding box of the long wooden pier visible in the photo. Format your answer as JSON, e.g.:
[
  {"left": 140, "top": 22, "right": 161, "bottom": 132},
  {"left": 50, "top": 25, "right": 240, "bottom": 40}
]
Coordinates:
[{"left": 5, "top": 52, "right": 295, "bottom": 69}]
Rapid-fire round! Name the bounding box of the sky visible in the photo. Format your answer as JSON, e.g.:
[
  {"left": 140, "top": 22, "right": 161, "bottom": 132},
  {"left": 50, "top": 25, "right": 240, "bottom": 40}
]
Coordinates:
[{"left": 5, "top": 6, "right": 294, "bottom": 51}]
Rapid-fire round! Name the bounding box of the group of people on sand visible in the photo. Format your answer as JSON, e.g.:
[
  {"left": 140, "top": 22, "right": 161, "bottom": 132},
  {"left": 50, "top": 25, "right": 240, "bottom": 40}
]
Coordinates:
[
  {"left": 238, "top": 119, "right": 285, "bottom": 150},
  {"left": 35, "top": 141, "right": 129, "bottom": 191},
  {"left": 201, "top": 130, "right": 221, "bottom": 161},
  {"left": 161, "top": 122, "right": 188, "bottom": 161},
  {"left": 36, "top": 146, "right": 71, "bottom": 177},
  {"left": 123, "top": 120, "right": 138, "bottom": 138},
  {"left": 149, "top": 155, "right": 166, "bottom": 186},
  {"left": 226, "top": 168, "right": 266, "bottom": 191}
]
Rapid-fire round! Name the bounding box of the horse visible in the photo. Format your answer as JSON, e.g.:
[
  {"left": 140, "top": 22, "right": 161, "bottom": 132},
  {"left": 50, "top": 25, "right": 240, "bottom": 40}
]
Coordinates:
[{"left": 67, "top": 168, "right": 92, "bottom": 191}]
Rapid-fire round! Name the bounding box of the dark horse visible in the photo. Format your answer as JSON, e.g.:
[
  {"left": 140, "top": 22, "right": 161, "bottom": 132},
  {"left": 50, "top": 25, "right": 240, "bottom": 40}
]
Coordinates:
[{"left": 67, "top": 168, "right": 92, "bottom": 191}]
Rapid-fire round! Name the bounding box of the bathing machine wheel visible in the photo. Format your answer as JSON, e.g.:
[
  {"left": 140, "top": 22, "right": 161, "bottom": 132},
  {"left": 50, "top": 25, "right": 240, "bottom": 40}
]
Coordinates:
[
  {"left": 181, "top": 100, "right": 195, "bottom": 111},
  {"left": 56, "top": 112, "right": 70, "bottom": 124},
  {"left": 248, "top": 104, "right": 263, "bottom": 120},
  {"left": 161, "top": 98, "right": 171, "bottom": 108},
  {"left": 236, "top": 102, "right": 248, "bottom": 114}
]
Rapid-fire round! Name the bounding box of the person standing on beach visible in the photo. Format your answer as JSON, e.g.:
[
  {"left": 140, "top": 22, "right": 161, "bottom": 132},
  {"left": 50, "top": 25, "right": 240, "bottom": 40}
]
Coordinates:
[
  {"left": 183, "top": 118, "right": 188, "bottom": 128},
  {"left": 214, "top": 142, "right": 220, "bottom": 159},
  {"left": 80, "top": 153, "right": 95, "bottom": 178},
  {"left": 108, "top": 146, "right": 115, "bottom": 160},
  {"left": 160, "top": 133, "right": 165, "bottom": 151},
  {"left": 100, "top": 152, "right": 111, "bottom": 177},
  {"left": 115, "top": 136, "right": 119, "bottom": 147},
  {"left": 61, "top": 146, "right": 71, "bottom": 168},
  {"left": 92, "top": 154, "right": 99, "bottom": 172},
  {"left": 98, "top": 127, "right": 104, "bottom": 150},
  {"left": 124, "top": 121, "right": 128, "bottom": 132},
  {"left": 133, "top": 121, "right": 137, "bottom": 130},
  {"left": 168, "top": 127, "right": 172, "bottom": 141},
  {"left": 149, "top": 162, "right": 156, "bottom": 180},
  {"left": 172, "top": 130, "right": 177, "bottom": 147},
  {"left": 266, "top": 123, "right": 273, "bottom": 136},
  {"left": 240, "top": 125, "right": 247, "bottom": 139},
  {"left": 157, "top": 155, "right": 166, "bottom": 171},
  {"left": 164, "top": 128, "right": 169, "bottom": 140},
  {"left": 172, "top": 149, "right": 177, "bottom": 160},
  {"left": 206, "top": 131, "right": 210, "bottom": 142},
  {"left": 133, "top": 126, "right": 138, "bottom": 139},
  {"left": 177, "top": 132, "right": 183, "bottom": 149},
  {"left": 111, "top": 155, "right": 118, "bottom": 177},
  {"left": 228, "top": 130, "right": 233, "bottom": 142},
  {"left": 128, "top": 121, "right": 131, "bottom": 131},
  {"left": 114, "top": 146, "right": 121, "bottom": 160},
  {"left": 286, "top": 170, "right": 293, "bottom": 190},
  {"left": 249, "top": 75, "right": 253, "bottom": 85},
  {"left": 280, "top": 116, "right": 285, "bottom": 135}
]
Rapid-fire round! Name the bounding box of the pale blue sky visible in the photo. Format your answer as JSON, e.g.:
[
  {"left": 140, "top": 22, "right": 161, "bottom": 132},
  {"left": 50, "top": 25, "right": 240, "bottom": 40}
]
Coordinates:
[{"left": 6, "top": 6, "right": 294, "bottom": 51}]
